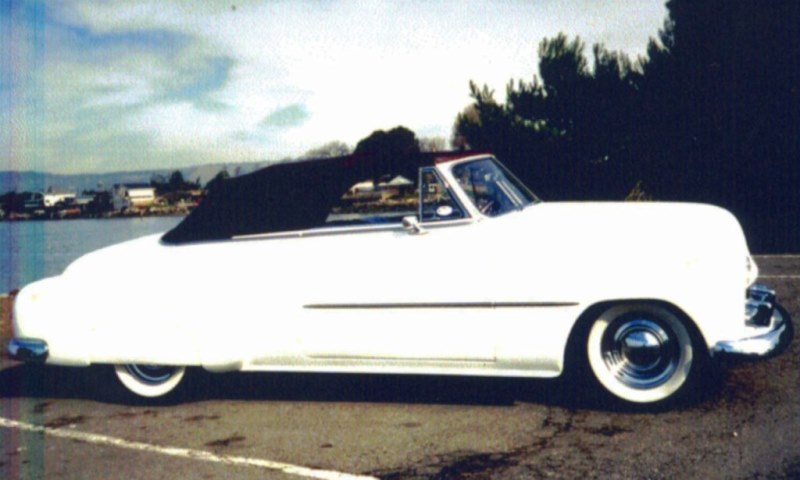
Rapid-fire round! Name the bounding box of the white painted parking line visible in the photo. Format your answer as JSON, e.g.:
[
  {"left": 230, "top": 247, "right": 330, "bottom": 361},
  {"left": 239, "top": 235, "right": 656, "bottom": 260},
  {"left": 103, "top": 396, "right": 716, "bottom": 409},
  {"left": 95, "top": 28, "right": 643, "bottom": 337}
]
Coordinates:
[{"left": 0, "top": 417, "right": 377, "bottom": 480}]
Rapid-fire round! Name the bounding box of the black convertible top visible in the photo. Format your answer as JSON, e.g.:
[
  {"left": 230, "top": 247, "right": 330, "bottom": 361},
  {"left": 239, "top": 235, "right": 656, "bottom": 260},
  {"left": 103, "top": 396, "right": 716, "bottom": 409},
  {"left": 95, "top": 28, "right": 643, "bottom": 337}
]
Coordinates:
[{"left": 161, "top": 151, "right": 462, "bottom": 244}]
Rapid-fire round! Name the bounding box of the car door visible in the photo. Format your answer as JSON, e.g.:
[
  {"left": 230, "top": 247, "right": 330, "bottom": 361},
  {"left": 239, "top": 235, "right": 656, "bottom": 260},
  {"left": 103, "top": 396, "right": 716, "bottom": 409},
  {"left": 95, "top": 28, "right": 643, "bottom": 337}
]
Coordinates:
[{"left": 298, "top": 167, "right": 498, "bottom": 364}]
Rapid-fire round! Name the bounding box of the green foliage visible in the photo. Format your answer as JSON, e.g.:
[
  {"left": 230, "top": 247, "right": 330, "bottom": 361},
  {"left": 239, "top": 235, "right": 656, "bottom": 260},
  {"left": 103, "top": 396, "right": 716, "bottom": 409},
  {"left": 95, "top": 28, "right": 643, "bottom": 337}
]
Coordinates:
[
  {"left": 419, "top": 136, "right": 447, "bottom": 152},
  {"left": 453, "top": 0, "right": 800, "bottom": 251},
  {"left": 151, "top": 170, "right": 200, "bottom": 195},
  {"left": 204, "top": 168, "right": 230, "bottom": 194},
  {"left": 455, "top": 34, "right": 645, "bottom": 200},
  {"left": 354, "top": 126, "right": 422, "bottom": 179},
  {"left": 302, "top": 141, "right": 352, "bottom": 159},
  {"left": 624, "top": 181, "right": 653, "bottom": 202}
]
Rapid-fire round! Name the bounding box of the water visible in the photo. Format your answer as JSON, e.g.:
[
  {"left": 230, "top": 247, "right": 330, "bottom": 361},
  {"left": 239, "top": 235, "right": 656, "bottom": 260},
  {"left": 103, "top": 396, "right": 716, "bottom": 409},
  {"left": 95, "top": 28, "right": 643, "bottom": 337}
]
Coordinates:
[{"left": 0, "top": 216, "right": 183, "bottom": 293}]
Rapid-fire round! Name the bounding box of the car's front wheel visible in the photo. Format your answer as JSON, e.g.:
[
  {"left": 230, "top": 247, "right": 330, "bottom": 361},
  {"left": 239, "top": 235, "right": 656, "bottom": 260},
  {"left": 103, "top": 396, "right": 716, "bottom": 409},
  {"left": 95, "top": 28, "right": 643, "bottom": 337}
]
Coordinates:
[
  {"left": 113, "top": 364, "right": 186, "bottom": 398},
  {"left": 585, "top": 303, "right": 703, "bottom": 406}
]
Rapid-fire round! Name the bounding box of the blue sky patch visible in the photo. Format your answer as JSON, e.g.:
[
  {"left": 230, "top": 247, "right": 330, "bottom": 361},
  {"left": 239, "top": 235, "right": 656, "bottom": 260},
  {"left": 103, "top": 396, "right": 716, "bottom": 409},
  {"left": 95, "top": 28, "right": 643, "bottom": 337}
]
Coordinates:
[{"left": 260, "top": 104, "right": 310, "bottom": 129}]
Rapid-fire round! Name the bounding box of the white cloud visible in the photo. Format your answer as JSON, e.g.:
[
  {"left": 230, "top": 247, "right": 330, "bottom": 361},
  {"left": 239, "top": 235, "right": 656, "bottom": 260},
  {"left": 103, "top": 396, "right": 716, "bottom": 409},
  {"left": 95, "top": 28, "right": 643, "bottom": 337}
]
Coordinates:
[
  {"left": 4, "top": 0, "right": 668, "bottom": 173},
  {"left": 85, "top": 71, "right": 154, "bottom": 108}
]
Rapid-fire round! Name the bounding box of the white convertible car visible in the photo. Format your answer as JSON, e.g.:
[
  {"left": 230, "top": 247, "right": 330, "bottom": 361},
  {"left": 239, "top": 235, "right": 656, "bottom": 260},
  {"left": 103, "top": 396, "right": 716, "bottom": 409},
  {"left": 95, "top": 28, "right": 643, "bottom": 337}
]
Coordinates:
[{"left": 7, "top": 152, "right": 793, "bottom": 407}]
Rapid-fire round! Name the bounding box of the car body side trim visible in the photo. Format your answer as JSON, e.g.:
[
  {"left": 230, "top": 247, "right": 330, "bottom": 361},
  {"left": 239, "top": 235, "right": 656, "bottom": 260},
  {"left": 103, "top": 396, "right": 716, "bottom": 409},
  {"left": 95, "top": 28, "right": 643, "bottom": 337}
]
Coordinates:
[
  {"left": 231, "top": 219, "right": 475, "bottom": 242},
  {"left": 304, "top": 302, "right": 579, "bottom": 310}
]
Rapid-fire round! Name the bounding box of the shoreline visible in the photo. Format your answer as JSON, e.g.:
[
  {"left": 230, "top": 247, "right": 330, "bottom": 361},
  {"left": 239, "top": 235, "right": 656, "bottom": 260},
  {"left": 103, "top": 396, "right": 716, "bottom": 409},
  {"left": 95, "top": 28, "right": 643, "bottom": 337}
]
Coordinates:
[
  {"left": 0, "top": 209, "right": 189, "bottom": 223},
  {"left": 0, "top": 294, "right": 11, "bottom": 350},
  {"left": 0, "top": 216, "right": 184, "bottom": 295}
]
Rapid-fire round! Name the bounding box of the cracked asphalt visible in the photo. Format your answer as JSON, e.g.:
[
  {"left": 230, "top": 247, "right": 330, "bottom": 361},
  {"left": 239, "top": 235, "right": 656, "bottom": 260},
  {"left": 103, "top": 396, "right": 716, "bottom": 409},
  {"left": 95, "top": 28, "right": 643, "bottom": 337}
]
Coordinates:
[{"left": 1, "top": 255, "right": 798, "bottom": 479}]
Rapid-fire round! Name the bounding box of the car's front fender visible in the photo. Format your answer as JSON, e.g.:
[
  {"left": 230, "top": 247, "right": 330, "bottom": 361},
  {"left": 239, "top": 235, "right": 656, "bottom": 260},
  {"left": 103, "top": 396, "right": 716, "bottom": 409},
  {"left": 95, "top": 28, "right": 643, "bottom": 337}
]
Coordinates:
[{"left": 12, "top": 276, "right": 91, "bottom": 366}]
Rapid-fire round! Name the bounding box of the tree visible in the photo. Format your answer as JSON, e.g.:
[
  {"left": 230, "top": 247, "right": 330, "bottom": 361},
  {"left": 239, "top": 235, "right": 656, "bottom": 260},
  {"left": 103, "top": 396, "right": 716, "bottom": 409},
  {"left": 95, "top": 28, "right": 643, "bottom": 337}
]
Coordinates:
[
  {"left": 302, "top": 141, "right": 351, "bottom": 159},
  {"left": 453, "top": 1, "right": 800, "bottom": 251},
  {"left": 638, "top": 0, "right": 800, "bottom": 251},
  {"left": 152, "top": 170, "right": 200, "bottom": 195},
  {"left": 169, "top": 171, "right": 186, "bottom": 191},
  {"left": 353, "top": 126, "right": 422, "bottom": 179},
  {"left": 419, "top": 136, "right": 447, "bottom": 152},
  {"left": 454, "top": 35, "right": 643, "bottom": 200},
  {"left": 205, "top": 168, "right": 230, "bottom": 193}
]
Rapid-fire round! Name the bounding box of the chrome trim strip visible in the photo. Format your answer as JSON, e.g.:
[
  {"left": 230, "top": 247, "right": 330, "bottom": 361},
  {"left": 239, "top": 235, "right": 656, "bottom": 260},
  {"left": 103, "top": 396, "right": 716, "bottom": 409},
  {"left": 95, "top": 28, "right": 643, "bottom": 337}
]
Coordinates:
[
  {"left": 233, "top": 219, "right": 475, "bottom": 242},
  {"left": 305, "top": 302, "right": 579, "bottom": 310},
  {"left": 420, "top": 219, "right": 473, "bottom": 229},
  {"left": 233, "top": 223, "right": 402, "bottom": 241}
]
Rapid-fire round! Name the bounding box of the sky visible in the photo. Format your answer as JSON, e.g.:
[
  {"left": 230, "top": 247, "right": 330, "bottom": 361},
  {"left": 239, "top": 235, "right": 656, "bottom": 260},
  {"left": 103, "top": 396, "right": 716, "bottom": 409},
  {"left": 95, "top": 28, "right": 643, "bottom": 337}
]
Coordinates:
[{"left": 1, "top": 0, "right": 668, "bottom": 174}]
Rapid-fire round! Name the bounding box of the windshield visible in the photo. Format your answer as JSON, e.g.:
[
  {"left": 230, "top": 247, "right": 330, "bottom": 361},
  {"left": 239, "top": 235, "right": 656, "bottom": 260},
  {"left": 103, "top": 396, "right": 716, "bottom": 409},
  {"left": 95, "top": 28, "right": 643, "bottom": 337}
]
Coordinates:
[{"left": 451, "top": 158, "right": 539, "bottom": 216}]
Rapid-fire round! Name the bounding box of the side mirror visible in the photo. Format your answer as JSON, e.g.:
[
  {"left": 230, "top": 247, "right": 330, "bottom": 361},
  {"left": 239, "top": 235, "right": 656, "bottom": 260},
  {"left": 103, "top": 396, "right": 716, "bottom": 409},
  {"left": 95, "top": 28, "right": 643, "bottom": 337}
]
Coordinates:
[{"left": 402, "top": 216, "right": 427, "bottom": 235}]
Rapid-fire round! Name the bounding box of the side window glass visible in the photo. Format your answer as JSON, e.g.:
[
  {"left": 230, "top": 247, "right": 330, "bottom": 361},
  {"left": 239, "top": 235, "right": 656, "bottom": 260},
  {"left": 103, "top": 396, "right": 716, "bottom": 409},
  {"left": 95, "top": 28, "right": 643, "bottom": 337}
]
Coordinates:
[
  {"left": 326, "top": 173, "right": 418, "bottom": 226},
  {"left": 420, "top": 168, "right": 466, "bottom": 222},
  {"left": 452, "top": 160, "right": 519, "bottom": 216}
]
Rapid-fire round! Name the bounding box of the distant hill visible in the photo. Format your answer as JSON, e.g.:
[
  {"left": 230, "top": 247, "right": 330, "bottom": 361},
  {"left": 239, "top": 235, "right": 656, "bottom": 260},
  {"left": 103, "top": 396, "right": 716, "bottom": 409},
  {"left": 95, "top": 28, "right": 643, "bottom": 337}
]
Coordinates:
[{"left": 0, "top": 162, "right": 270, "bottom": 194}]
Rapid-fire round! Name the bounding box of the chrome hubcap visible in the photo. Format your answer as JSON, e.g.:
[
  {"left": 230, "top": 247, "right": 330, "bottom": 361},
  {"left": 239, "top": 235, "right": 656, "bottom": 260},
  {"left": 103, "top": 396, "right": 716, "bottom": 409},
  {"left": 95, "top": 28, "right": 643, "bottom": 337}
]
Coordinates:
[
  {"left": 600, "top": 318, "right": 680, "bottom": 389},
  {"left": 126, "top": 365, "right": 178, "bottom": 385}
]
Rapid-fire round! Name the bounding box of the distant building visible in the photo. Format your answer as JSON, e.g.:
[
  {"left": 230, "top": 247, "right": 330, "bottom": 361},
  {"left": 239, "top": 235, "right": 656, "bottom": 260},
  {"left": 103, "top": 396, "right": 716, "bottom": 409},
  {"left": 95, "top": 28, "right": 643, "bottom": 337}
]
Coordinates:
[
  {"left": 112, "top": 183, "right": 156, "bottom": 211},
  {"left": 43, "top": 191, "right": 77, "bottom": 207},
  {"left": 22, "top": 192, "right": 44, "bottom": 211},
  {"left": 348, "top": 180, "right": 375, "bottom": 196},
  {"left": 376, "top": 175, "right": 414, "bottom": 200}
]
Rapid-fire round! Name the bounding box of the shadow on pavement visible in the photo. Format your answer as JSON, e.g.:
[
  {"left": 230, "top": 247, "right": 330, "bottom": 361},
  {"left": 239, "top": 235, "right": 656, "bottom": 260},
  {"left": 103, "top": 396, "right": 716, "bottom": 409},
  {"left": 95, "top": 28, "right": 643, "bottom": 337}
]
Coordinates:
[{"left": 0, "top": 362, "right": 724, "bottom": 412}]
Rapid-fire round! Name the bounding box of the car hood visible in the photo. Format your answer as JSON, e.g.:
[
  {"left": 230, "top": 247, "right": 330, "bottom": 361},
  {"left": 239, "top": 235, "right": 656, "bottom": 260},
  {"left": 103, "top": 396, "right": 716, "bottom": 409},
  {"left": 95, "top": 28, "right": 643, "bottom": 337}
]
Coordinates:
[
  {"left": 524, "top": 200, "right": 746, "bottom": 238},
  {"left": 501, "top": 201, "right": 752, "bottom": 270}
]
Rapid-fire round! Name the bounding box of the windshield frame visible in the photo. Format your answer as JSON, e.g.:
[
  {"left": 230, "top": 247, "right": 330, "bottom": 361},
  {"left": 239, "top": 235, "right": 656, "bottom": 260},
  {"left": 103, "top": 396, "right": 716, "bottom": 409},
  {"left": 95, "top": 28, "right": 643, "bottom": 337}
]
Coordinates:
[{"left": 441, "top": 156, "right": 540, "bottom": 218}]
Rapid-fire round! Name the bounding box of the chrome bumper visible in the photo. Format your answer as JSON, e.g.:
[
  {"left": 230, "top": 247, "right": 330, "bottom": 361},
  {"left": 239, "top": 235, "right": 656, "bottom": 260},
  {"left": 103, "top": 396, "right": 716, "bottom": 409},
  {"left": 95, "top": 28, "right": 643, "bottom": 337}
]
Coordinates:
[
  {"left": 712, "top": 284, "right": 793, "bottom": 359},
  {"left": 6, "top": 338, "right": 49, "bottom": 363}
]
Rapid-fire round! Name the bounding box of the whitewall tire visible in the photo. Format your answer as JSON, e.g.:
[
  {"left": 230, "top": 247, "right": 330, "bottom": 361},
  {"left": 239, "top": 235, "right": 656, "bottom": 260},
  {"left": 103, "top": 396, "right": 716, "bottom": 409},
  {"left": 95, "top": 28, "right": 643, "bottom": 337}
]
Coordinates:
[
  {"left": 586, "top": 303, "right": 697, "bottom": 405},
  {"left": 114, "top": 364, "right": 186, "bottom": 398}
]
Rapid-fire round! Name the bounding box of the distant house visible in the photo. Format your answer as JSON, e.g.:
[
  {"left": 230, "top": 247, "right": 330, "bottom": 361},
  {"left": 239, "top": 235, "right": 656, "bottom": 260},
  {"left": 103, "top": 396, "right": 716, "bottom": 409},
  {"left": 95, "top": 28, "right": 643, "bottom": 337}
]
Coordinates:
[
  {"left": 377, "top": 175, "right": 414, "bottom": 199},
  {"left": 348, "top": 180, "right": 375, "bottom": 196},
  {"left": 112, "top": 183, "right": 156, "bottom": 211},
  {"left": 43, "top": 191, "right": 77, "bottom": 207},
  {"left": 21, "top": 192, "right": 44, "bottom": 211},
  {"left": 348, "top": 176, "right": 413, "bottom": 195}
]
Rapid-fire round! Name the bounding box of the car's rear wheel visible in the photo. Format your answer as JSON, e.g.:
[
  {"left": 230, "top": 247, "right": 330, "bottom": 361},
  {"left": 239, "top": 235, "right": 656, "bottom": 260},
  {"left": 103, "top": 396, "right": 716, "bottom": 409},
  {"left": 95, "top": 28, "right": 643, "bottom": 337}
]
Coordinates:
[
  {"left": 114, "top": 364, "right": 186, "bottom": 398},
  {"left": 586, "top": 303, "right": 701, "bottom": 406}
]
